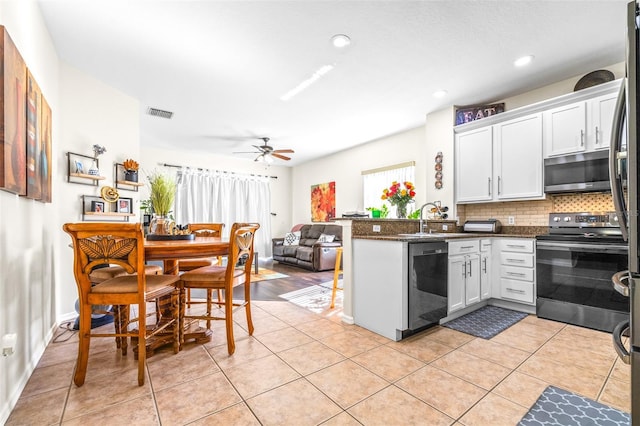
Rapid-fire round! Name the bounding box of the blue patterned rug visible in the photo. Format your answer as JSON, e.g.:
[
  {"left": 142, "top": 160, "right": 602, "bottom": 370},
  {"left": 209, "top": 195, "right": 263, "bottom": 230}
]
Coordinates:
[
  {"left": 519, "top": 385, "right": 630, "bottom": 426},
  {"left": 442, "top": 305, "right": 528, "bottom": 339}
]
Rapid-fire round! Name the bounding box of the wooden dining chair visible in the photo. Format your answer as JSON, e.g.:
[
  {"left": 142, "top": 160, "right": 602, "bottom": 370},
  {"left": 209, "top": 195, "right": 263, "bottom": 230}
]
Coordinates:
[
  {"left": 178, "top": 223, "right": 225, "bottom": 307},
  {"left": 63, "top": 222, "right": 180, "bottom": 386},
  {"left": 178, "top": 222, "right": 260, "bottom": 354}
]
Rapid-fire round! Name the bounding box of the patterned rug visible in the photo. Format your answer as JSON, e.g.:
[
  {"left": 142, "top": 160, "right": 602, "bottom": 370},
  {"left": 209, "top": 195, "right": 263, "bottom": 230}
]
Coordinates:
[
  {"left": 518, "top": 386, "right": 630, "bottom": 426},
  {"left": 278, "top": 280, "right": 343, "bottom": 314},
  {"left": 442, "top": 305, "right": 528, "bottom": 339}
]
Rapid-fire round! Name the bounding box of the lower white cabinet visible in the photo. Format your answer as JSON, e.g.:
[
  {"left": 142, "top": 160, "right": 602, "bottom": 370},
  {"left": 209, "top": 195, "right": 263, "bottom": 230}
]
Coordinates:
[
  {"left": 480, "top": 239, "right": 492, "bottom": 300},
  {"left": 448, "top": 240, "right": 480, "bottom": 313},
  {"left": 498, "top": 239, "right": 535, "bottom": 305}
]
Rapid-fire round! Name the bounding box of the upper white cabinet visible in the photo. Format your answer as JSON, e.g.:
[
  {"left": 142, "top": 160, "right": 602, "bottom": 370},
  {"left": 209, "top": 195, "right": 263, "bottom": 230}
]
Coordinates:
[
  {"left": 544, "top": 91, "right": 618, "bottom": 157},
  {"left": 455, "top": 112, "right": 543, "bottom": 204},
  {"left": 455, "top": 127, "right": 493, "bottom": 203},
  {"left": 494, "top": 113, "right": 543, "bottom": 200}
]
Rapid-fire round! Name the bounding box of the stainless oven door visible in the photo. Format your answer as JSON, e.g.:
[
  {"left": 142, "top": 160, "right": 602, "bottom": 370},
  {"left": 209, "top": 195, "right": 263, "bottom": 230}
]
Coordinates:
[{"left": 536, "top": 240, "right": 629, "bottom": 332}]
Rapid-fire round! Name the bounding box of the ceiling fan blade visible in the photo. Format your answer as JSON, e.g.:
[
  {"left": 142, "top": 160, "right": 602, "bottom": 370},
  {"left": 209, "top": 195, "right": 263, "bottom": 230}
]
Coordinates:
[
  {"left": 271, "top": 153, "right": 291, "bottom": 161},
  {"left": 273, "top": 149, "right": 294, "bottom": 154}
]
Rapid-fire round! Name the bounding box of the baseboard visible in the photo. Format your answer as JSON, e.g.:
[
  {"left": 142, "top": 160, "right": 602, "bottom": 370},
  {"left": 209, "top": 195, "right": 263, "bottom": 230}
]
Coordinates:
[{"left": 1, "top": 321, "right": 57, "bottom": 424}]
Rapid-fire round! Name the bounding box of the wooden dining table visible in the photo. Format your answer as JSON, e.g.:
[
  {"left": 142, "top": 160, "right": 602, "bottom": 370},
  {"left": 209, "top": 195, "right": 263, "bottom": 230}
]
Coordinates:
[{"left": 142, "top": 236, "right": 230, "bottom": 353}]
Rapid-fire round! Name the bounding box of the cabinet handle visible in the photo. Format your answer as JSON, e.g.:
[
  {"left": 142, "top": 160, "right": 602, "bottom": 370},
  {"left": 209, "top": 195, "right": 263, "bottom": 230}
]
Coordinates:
[
  {"left": 461, "top": 245, "right": 475, "bottom": 249},
  {"left": 506, "top": 287, "right": 526, "bottom": 294},
  {"left": 595, "top": 126, "right": 599, "bottom": 145},
  {"left": 507, "top": 271, "right": 526, "bottom": 277},
  {"left": 580, "top": 129, "right": 584, "bottom": 146},
  {"left": 482, "top": 258, "right": 487, "bottom": 273},
  {"left": 462, "top": 261, "right": 467, "bottom": 279},
  {"left": 506, "top": 258, "right": 525, "bottom": 263},
  {"left": 506, "top": 244, "right": 526, "bottom": 248},
  {"left": 468, "top": 260, "right": 472, "bottom": 277},
  {"left": 498, "top": 176, "right": 501, "bottom": 195},
  {"left": 488, "top": 177, "right": 491, "bottom": 196}
]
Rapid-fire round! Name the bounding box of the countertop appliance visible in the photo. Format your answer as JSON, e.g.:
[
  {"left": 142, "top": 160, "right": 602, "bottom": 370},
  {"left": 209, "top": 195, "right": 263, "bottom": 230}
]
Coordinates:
[
  {"left": 407, "top": 241, "right": 448, "bottom": 337},
  {"left": 463, "top": 219, "right": 502, "bottom": 233},
  {"left": 536, "top": 212, "right": 629, "bottom": 332},
  {"left": 610, "top": 1, "right": 640, "bottom": 420}
]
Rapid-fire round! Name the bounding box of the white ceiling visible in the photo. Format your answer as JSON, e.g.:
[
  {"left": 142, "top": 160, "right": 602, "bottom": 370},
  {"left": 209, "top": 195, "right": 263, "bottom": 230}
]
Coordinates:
[{"left": 38, "top": 0, "right": 627, "bottom": 166}]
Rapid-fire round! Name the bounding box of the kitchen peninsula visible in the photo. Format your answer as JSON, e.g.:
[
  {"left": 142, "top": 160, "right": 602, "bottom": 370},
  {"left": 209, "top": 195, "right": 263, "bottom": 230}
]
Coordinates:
[{"left": 340, "top": 218, "right": 542, "bottom": 341}]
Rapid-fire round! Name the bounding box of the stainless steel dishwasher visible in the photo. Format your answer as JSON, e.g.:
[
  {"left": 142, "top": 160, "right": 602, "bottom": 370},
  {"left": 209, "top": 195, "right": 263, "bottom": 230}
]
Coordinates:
[{"left": 407, "top": 241, "right": 448, "bottom": 336}]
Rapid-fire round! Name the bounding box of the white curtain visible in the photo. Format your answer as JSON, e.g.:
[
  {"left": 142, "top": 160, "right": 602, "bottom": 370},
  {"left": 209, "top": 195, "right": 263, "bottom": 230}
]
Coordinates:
[
  {"left": 363, "top": 164, "right": 415, "bottom": 218},
  {"left": 174, "top": 169, "right": 272, "bottom": 257}
]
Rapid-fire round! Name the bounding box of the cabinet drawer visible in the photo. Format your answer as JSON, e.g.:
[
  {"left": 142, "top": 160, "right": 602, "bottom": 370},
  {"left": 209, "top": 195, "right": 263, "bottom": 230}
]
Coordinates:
[
  {"left": 449, "top": 240, "right": 480, "bottom": 256},
  {"left": 499, "top": 239, "right": 534, "bottom": 253},
  {"left": 501, "top": 265, "right": 534, "bottom": 282},
  {"left": 480, "top": 239, "right": 492, "bottom": 252},
  {"left": 500, "top": 252, "right": 534, "bottom": 268},
  {"left": 501, "top": 279, "right": 534, "bottom": 304}
]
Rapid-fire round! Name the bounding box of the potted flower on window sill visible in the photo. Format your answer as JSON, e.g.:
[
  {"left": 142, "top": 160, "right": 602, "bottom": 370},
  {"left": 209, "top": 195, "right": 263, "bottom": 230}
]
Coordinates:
[
  {"left": 122, "top": 159, "right": 139, "bottom": 182},
  {"left": 148, "top": 171, "right": 176, "bottom": 235},
  {"left": 381, "top": 181, "right": 416, "bottom": 219}
]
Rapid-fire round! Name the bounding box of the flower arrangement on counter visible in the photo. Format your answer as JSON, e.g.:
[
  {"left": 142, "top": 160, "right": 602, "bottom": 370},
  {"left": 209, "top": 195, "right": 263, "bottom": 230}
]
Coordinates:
[{"left": 381, "top": 181, "right": 416, "bottom": 218}]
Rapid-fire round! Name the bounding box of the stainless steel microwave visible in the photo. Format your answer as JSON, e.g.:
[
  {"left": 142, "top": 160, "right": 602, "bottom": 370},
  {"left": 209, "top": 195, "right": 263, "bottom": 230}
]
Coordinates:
[{"left": 544, "top": 150, "right": 610, "bottom": 194}]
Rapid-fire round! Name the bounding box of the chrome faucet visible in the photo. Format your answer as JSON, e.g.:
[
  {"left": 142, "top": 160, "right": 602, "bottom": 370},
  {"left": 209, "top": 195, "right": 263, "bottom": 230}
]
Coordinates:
[{"left": 419, "top": 201, "right": 442, "bottom": 234}]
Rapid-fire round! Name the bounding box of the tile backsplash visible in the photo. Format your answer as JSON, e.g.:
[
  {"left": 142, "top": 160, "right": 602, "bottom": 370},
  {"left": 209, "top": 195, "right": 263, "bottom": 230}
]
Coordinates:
[{"left": 457, "top": 193, "right": 614, "bottom": 226}]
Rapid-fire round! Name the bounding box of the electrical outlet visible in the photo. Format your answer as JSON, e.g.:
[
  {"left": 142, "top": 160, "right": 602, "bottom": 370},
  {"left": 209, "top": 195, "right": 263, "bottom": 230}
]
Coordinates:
[
  {"left": 442, "top": 224, "right": 448, "bottom": 231},
  {"left": 2, "top": 333, "right": 16, "bottom": 356},
  {"left": 508, "top": 216, "right": 515, "bottom": 225},
  {"left": 372, "top": 224, "right": 381, "bottom": 232}
]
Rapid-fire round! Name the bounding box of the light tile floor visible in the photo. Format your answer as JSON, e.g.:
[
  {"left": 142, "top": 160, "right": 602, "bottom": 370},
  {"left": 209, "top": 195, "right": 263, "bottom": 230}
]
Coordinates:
[{"left": 7, "top": 298, "right": 631, "bottom": 425}]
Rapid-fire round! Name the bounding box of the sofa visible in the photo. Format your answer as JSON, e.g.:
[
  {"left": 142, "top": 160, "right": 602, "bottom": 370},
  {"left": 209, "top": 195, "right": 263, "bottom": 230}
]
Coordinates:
[{"left": 272, "top": 224, "right": 342, "bottom": 271}]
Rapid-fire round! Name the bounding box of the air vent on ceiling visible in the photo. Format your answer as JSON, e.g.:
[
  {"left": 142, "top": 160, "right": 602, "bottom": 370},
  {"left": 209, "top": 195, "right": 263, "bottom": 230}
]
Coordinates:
[{"left": 146, "top": 107, "right": 173, "bottom": 119}]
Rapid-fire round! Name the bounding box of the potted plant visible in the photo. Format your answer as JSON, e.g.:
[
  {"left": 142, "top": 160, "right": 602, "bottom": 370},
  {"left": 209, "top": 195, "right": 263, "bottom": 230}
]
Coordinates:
[
  {"left": 88, "top": 144, "right": 106, "bottom": 176},
  {"left": 122, "top": 159, "right": 139, "bottom": 182},
  {"left": 147, "top": 171, "right": 176, "bottom": 235}
]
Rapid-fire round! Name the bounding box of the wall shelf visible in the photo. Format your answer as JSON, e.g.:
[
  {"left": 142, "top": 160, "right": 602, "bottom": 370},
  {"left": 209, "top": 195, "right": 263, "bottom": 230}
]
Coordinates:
[
  {"left": 114, "top": 163, "right": 143, "bottom": 191},
  {"left": 82, "top": 195, "right": 133, "bottom": 222},
  {"left": 67, "top": 152, "right": 106, "bottom": 186}
]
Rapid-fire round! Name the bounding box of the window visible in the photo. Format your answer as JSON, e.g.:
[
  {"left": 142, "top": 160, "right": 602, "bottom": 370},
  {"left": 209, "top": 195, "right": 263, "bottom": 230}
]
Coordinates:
[{"left": 362, "top": 162, "right": 415, "bottom": 218}]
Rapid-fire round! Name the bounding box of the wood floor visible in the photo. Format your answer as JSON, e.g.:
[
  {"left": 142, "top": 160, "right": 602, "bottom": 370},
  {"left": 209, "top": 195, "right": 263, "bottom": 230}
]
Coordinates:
[{"left": 235, "top": 259, "right": 335, "bottom": 301}]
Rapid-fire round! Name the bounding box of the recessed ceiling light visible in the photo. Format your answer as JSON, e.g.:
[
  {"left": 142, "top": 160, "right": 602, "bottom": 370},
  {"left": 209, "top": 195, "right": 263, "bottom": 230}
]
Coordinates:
[
  {"left": 432, "top": 89, "right": 448, "bottom": 98},
  {"left": 331, "top": 34, "right": 351, "bottom": 48},
  {"left": 514, "top": 55, "right": 534, "bottom": 67}
]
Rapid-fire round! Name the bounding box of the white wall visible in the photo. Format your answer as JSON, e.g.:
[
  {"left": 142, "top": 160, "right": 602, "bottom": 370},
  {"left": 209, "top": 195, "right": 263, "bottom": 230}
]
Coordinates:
[
  {"left": 0, "top": 1, "right": 58, "bottom": 422},
  {"left": 291, "top": 126, "right": 428, "bottom": 225}
]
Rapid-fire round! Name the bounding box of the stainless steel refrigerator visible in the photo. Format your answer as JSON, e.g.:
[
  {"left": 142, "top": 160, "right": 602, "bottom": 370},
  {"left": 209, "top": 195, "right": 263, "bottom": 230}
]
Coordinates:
[{"left": 610, "top": 1, "right": 640, "bottom": 422}]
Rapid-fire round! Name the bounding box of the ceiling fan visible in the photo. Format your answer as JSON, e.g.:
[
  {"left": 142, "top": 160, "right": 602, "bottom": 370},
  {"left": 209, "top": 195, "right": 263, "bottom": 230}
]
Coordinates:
[{"left": 233, "top": 137, "right": 295, "bottom": 162}]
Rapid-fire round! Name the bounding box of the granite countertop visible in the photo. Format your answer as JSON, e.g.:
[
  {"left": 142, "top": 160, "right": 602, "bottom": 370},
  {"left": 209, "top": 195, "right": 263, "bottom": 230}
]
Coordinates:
[{"left": 353, "top": 232, "right": 538, "bottom": 242}]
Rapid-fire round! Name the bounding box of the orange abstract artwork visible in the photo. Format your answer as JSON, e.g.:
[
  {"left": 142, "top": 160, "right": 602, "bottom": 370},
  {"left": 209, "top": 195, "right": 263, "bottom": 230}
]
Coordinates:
[{"left": 311, "top": 181, "right": 335, "bottom": 222}]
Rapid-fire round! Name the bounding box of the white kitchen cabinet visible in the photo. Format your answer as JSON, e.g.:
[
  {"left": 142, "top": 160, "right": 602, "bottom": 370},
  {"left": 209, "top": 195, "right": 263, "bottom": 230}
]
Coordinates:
[
  {"left": 494, "top": 113, "right": 543, "bottom": 200},
  {"left": 454, "top": 126, "right": 493, "bottom": 203},
  {"left": 544, "top": 101, "right": 587, "bottom": 156},
  {"left": 545, "top": 91, "right": 618, "bottom": 157},
  {"left": 480, "top": 239, "right": 492, "bottom": 300},
  {"left": 448, "top": 240, "right": 480, "bottom": 313},
  {"left": 497, "top": 239, "right": 535, "bottom": 305},
  {"left": 455, "top": 113, "right": 543, "bottom": 203}
]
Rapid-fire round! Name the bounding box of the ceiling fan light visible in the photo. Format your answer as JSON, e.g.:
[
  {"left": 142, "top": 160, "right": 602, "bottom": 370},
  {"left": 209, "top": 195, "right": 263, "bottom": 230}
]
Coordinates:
[{"left": 264, "top": 154, "right": 274, "bottom": 164}]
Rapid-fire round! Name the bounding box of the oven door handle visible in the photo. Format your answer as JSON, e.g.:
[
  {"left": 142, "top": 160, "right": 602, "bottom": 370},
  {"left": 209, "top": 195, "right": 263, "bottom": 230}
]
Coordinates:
[
  {"left": 536, "top": 240, "right": 628, "bottom": 254},
  {"left": 612, "top": 319, "right": 630, "bottom": 365},
  {"left": 611, "top": 270, "right": 630, "bottom": 297}
]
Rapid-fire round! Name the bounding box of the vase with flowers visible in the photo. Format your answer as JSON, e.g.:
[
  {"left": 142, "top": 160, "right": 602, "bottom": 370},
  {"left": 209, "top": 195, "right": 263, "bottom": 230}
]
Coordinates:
[
  {"left": 381, "top": 181, "right": 416, "bottom": 219},
  {"left": 88, "top": 144, "right": 106, "bottom": 176}
]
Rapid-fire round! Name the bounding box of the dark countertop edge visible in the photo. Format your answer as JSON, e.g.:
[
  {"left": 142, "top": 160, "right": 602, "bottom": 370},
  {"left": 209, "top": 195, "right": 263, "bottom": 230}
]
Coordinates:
[{"left": 353, "top": 233, "right": 537, "bottom": 242}]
